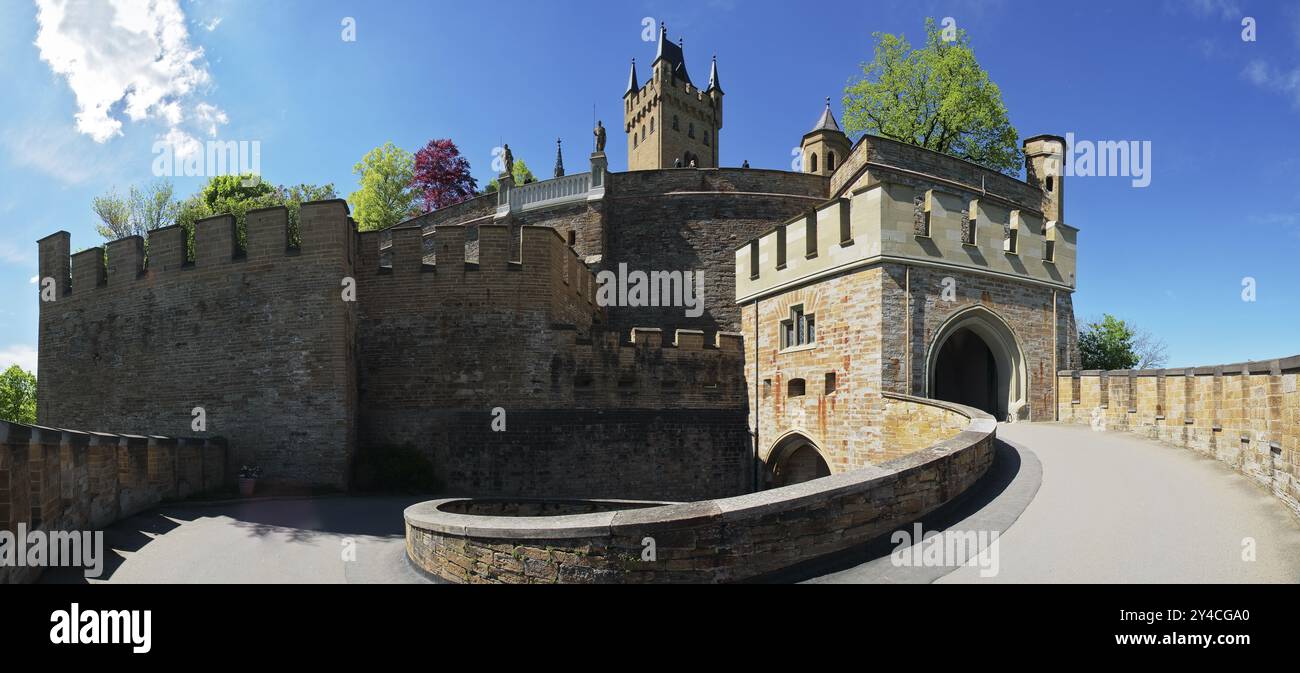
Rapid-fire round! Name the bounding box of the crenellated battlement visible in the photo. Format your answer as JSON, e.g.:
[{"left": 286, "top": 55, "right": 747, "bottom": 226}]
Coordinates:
[
  {"left": 357, "top": 223, "right": 600, "bottom": 330},
  {"left": 736, "top": 180, "right": 1078, "bottom": 302},
  {"left": 37, "top": 200, "right": 355, "bottom": 297}
]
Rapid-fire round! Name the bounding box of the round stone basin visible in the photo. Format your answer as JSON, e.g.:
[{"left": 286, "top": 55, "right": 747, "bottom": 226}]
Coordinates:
[{"left": 435, "top": 498, "right": 670, "bottom": 517}]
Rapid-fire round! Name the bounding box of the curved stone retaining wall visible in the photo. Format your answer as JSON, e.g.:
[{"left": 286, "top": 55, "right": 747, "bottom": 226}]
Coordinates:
[
  {"left": 0, "top": 420, "right": 227, "bottom": 584},
  {"left": 405, "top": 394, "right": 995, "bottom": 584},
  {"left": 1058, "top": 355, "right": 1300, "bottom": 517}
]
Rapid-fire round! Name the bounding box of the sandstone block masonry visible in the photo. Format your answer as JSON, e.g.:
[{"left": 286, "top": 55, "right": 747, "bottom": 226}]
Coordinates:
[
  {"left": 403, "top": 395, "right": 995, "bottom": 584},
  {"left": 0, "top": 420, "right": 225, "bottom": 584},
  {"left": 1058, "top": 357, "right": 1300, "bottom": 517}
]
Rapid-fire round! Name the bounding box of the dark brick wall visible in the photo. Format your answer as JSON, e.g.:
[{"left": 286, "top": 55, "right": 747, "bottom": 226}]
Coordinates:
[
  {"left": 603, "top": 168, "right": 829, "bottom": 336},
  {"left": 36, "top": 201, "right": 356, "bottom": 488},
  {"left": 407, "top": 409, "right": 750, "bottom": 501},
  {"left": 353, "top": 224, "right": 749, "bottom": 499}
]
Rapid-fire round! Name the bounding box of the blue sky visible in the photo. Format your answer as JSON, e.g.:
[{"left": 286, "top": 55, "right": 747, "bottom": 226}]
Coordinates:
[{"left": 0, "top": 0, "right": 1297, "bottom": 372}]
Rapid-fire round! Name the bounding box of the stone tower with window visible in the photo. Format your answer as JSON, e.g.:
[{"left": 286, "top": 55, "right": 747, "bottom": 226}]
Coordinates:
[
  {"left": 623, "top": 24, "right": 723, "bottom": 170},
  {"left": 801, "top": 98, "right": 851, "bottom": 176}
]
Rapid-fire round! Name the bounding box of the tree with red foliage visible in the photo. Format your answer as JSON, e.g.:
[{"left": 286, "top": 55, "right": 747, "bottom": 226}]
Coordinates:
[{"left": 411, "top": 138, "right": 478, "bottom": 212}]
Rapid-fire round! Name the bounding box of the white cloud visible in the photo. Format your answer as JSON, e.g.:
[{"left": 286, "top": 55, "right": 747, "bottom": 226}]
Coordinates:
[
  {"left": 194, "top": 102, "right": 229, "bottom": 138},
  {"left": 0, "top": 345, "right": 38, "bottom": 375},
  {"left": 1184, "top": 0, "right": 1241, "bottom": 20},
  {"left": 1242, "top": 60, "right": 1300, "bottom": 107},
  {"left": 0, "top": 240, "right": 34, "bottom": 266},
  {"left": 2, "top": 123, "right": 108, "bottom": 184},
  {"left": 33, "top": 0, "right": 222, "bottom": 148},
  {"left": 202, "top": 16, "right": 222, "bottom": 32},
  {"left": 29, "top": 276, "right": 38, "bottom": 284}
]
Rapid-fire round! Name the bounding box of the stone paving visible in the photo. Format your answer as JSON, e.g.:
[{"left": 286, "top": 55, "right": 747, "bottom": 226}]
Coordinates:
[{"left": 42, "top": 424, "right": 1300, "bottom": 584}]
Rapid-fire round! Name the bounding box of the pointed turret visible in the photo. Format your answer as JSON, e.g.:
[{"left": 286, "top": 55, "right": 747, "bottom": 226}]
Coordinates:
[
  {"left": 625, "top": 58, "right": 638, "bottom": 97},
  {"left": 706, "top": 55, "right": 723, "bottom": 94},
  {"left": 800, "top": 97, "right": 851, "bottom": 177},
  {"left": 553, "top": 137, "right": 565, "bottom": 178},
  {"left": 812, "top": 96, "right": 840, "bottom": 132}
]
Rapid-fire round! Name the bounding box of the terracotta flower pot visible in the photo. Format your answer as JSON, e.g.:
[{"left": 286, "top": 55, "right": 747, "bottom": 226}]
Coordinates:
[{"left": 239, "top": 477, "right": 256, "bottom": 497}]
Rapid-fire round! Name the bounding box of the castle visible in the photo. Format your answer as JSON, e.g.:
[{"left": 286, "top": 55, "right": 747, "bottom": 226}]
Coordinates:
[{"left": 34, "top": 27, "right": 1078, "bottom": 498}]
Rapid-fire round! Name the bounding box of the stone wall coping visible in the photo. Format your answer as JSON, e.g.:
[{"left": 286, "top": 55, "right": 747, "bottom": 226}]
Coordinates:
[
  {"left": 1059, "top": 355, "right": 1300, "bottom": 378},
  {"left": 404, "top": 394, "right": 994, "bottom": 541}
]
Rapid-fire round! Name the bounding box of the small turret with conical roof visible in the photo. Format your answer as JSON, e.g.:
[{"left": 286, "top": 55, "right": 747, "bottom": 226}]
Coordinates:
[{"left": 800, "top": 97, "right": 851, "bottom": 177}]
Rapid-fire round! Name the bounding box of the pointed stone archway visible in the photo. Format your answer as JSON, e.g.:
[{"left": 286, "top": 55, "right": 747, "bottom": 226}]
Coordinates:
[
  {"left": 766, "top": 432, "right": 830, "bottom": 488},
  {"left": 925, "top": 305, "right": 1028, "bottom": 422}
]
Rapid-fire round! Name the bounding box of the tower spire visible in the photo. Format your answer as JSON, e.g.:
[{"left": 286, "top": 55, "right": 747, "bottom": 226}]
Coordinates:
[
  {"left": 706, "top": 54, "right": 723, "bottom": 94},
  {"left": 625, "top": 58, "right": 638, "bottom": 96},
  {"left": 554, "top": 137, "right": 564, "bottom": 178}
]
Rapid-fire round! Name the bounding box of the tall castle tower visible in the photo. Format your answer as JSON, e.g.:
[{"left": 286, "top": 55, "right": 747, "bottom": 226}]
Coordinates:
[
  {"left": 800, "top": 98, "right": 851, "bottom": 176},
  {"left": 623, "top": 24, "right": 723, "bottom": 170}
]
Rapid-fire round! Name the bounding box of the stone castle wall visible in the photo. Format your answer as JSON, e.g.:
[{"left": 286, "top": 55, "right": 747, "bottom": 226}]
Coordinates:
[
  {"left": 1058, "top": 357, "right": 1300, "bottom": 517},
  {"left": 883, "top": 263, "right": 1077, "bottom": 421},
  {"left": 603, "top": 168, "right": 828, "bottom": 336},
  {"left": 0, "top": 421, "right": 226, "bottom": 584},
  {"left": 354, "top": 223, "right": 751, "bottom": 500},
  {"left": 403, "top": 394, "right": 995, "bottom": 584},
  {"left": 36, "top": 201, "right": 357, "bottom": 488}
]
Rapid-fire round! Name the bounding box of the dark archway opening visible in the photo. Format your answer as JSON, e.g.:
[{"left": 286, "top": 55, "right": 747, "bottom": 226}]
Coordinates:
[
  {"left": 932, "top": 327, "right": 1001, "bottom": 418},
  {"left": 770, "top": 441, "right": 830, "bottom": 488}
]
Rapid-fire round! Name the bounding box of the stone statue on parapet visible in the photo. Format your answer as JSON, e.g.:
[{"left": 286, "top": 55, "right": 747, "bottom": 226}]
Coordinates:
[
  {"left": 594, "top": 121, "right": 606, "bottom": 153},
  {"left": 502, "top": 143, "right": 514, "bottom": 177}
]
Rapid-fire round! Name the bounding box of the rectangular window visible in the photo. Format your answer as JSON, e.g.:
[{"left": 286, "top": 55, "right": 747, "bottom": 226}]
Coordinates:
[
  {"left": 1044, "top": 221, "right": 1057, "bottom": 262},
  {"left": 748, "top": 239, "right": 759, "bottom": 280},
  {"left": 825, "top": 372, "right": 837, "bottom": 394},
  {"left": 1004, "top": 226, "right": 1018, "bottom": 254},
  {"left": 780, "top": 306, "right": 815, "bottom": 349}
]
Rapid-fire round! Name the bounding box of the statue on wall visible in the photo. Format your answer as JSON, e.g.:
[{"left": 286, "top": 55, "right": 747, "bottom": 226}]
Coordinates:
[
  {"left": 502, "top": 143, "right": 514, "bottom": 177},
  {"left": 594, "top": 121, "right": 606, "bottom": 153}
]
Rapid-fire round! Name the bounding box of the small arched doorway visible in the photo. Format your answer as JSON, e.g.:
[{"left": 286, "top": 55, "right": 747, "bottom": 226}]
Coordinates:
[
  {"left": 767, "top": 433, "right": 830, "bottom": 488},
  {"left": 925, "top": 306, "right": 1027, "bottom": 421}
]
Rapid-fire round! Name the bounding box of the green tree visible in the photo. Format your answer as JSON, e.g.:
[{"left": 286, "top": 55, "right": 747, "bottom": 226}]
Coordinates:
[
  {"left": 93, "top": 179, "right": 179, "bottom": 242},
  {"left": 1079, "top": 314, "right": 1168, "bottom": 370},
  {"left": 842, "top": 17, "right": 1022, "bottom": 175},
  {"left": 483, "top": 158, "right": 537, "bottom": 193},
  {"left": 348, "top": 142, "right": 418, "bottom": 231},
  {"left": 176, "top": 175, "right": 336, "bottom": 250},
  {"left": 0, "top": 365, "right": 37, "bottom": 425}
]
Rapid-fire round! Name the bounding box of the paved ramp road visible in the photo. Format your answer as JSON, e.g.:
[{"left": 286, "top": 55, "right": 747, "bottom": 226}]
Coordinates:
[
  {"left": 940, "top": 423, "right": 1300, "bottom": 583},
  {"left": 41, "top": 424, "right": 1300, "bottom": 584}
]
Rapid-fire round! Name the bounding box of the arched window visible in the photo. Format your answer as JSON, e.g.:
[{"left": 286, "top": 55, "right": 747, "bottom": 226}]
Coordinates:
[
  {"left": 633, "top": 133, "right": 638, "bottom": 148},
  {"left": 827, "top": 151, "right": 836, "bottom": 171},
  {"left": 788, "top": 378, "right": 806, "bottom": 397},
  {"left": 673, "top": 115, "right": 679, "bottom": 131},
  {"left": 688, "top": 122, "right": 695, "bottom": 139},
  {"left": 650, "top": 118, "right": 655, "bottom": 134},
  {"left": 1046, "top": 176, "right": 1055, "bottom": 193},
  {"left": 641, "top": 126, "right": 646, "bottom": 140},
  {"left": 809, "top": 152, "right": 818, "bottom": 173}
]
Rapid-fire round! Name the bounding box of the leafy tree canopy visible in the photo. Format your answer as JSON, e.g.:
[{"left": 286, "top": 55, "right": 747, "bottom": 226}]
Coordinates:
[
  {"left": 842, "top": 17, "right": 1022, "bottom": 175},
  {"left": 348, "top": 142, "right": 419, "bottom": 231},
  {"left": 1079, "top": 314, "right": 1168, "bottom": 371},
  {"left": 0, "top": 365, "right": 37, "bottom": 425},
  {"left": 412, "top": 138, "right": 478, "bottom": 211}
]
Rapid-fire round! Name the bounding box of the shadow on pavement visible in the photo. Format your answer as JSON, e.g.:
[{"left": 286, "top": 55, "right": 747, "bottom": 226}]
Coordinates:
[{"left": 753, "top": 438, "right": 1029, "bottom": 584}]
